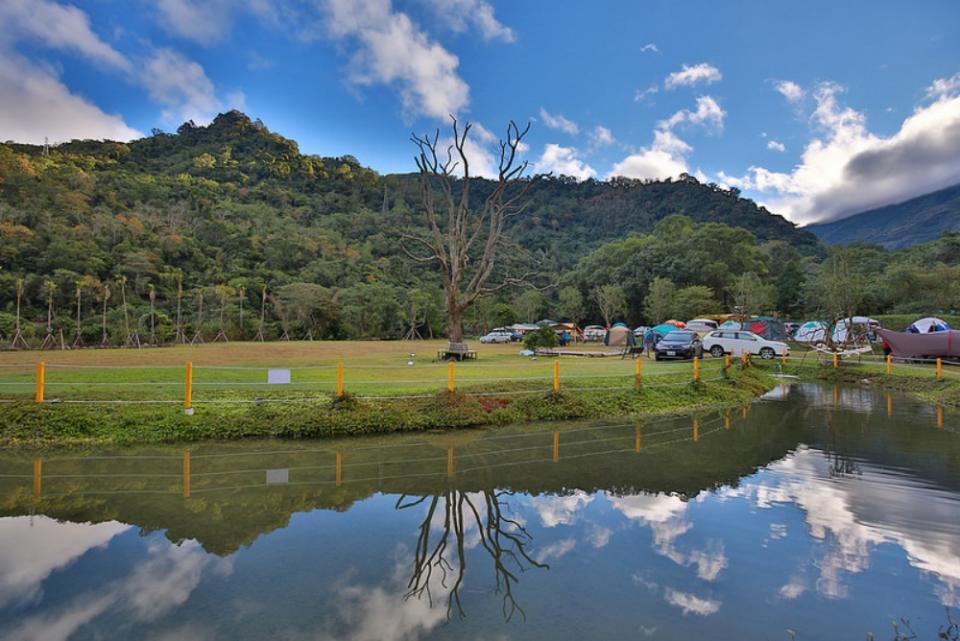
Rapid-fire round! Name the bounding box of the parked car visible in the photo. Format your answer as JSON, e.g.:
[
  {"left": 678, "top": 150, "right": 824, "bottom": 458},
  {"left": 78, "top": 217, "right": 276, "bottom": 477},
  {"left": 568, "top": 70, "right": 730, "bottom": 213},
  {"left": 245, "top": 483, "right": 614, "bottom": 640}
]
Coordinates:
[
  {"left": 654, "top": 331, "right": 703, "bottom": 361},
  {"left": 583, "top": 325, "right": 607, "bottom": 342},
  {"left": 491, "top": 326, "right": 522, "bottom": 342},
  {"left": 479, "top": 330, "right": 514, "bottom": 344},
  {"left": 701, "top": 330, "right": 789, "bottom": 359}
]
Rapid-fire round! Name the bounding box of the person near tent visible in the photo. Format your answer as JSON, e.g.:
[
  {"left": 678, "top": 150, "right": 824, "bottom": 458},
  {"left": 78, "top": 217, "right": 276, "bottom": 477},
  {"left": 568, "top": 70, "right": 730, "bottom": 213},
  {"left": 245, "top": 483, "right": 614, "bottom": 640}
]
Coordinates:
[
  {"left": 882, "top": 337, "right": 891, "bottom": 357},
  {"left": 929, "top": 322, "right": 940, "bottom": 333}
]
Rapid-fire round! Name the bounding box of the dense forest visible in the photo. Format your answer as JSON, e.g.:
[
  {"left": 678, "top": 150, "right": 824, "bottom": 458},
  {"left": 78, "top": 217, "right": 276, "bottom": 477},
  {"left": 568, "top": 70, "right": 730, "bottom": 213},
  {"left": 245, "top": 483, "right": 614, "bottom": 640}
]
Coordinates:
[{"left": 0, "top": 111, "right": 957, "bottom": 343}]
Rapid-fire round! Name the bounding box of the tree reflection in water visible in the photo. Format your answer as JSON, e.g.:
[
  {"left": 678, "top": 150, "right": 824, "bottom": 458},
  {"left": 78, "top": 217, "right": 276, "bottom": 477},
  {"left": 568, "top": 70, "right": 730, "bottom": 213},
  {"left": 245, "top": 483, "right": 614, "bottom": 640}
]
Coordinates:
[{"left": 396, "top": 489, "right": 547, "bottom": 621}]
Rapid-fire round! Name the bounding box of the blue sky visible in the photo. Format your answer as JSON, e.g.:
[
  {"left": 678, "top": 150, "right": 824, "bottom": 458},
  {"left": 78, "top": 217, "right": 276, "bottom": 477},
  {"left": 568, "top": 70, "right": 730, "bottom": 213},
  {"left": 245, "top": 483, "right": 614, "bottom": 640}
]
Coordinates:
[{"left": 1, "top": 0, "right": 959, "bottom": 225}]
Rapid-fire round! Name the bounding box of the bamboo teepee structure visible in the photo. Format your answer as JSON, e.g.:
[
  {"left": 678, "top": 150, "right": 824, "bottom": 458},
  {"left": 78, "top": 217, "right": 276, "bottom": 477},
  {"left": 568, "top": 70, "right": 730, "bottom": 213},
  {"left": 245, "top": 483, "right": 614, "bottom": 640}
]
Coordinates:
[
  {"left": 71, "top": 281, "right": 86, "bottom": 348},
  {"left": 10, "top": 279, "right": 30, "bottom": 349}
]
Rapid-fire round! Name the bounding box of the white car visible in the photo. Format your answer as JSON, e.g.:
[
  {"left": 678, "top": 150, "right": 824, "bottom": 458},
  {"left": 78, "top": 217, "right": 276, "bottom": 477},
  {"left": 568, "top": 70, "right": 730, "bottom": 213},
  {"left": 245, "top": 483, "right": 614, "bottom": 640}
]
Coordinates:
[
  {"left": 702, "top": 330, "right": 789, "bottom": 359},
  {"left": 583, "top": 325, "right": 606, "bottom": 341},
  {"left": 479, "top": 330, "right": 513, "bottom": 344}
]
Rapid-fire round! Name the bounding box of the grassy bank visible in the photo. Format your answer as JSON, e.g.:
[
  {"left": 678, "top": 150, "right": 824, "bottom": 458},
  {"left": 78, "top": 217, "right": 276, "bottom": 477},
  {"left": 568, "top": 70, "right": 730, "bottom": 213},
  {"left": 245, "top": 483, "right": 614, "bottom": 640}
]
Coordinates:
[{"left": 0, "top": 341, "right": 775, "bottom": 447}]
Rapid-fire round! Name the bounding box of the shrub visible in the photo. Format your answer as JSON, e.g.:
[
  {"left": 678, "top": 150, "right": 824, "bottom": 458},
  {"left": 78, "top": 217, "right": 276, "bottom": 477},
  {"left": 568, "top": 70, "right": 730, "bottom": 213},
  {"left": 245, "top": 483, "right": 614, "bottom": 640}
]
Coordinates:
[{"left": 523, "top": 323, "right": 560, "bottom": 350}]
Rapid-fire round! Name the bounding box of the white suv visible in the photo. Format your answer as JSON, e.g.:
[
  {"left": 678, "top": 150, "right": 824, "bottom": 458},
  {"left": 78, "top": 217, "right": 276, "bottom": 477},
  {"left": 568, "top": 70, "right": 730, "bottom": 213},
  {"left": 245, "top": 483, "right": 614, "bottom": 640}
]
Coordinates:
[{"left": 702, "top": 330, "right": 789, "bottom": 359}]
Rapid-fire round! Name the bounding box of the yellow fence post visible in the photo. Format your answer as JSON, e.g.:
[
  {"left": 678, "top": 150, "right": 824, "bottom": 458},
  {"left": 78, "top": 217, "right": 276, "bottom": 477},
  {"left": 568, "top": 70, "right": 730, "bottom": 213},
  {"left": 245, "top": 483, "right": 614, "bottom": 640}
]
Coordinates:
[
  {"left": 635, "top": 425, "right": 642, "bottom": 452},
  {"left": 724, "top": 354, "right": 731, "bottom": 374},
  {"left": 552, "top": 431, "right": 560, "bottom": 463},
  {"left": 447, "top": 360, "right": 456, "bottom": 394},
  {"left": 833, "top": 352, "right": 839, "bottom": 369},
  {"left": 447, "top": 447, "right": 454, "bottom": 479},
  {"left": 182, "top": 451, "right": 191, "bottom": 498},
  {"left": 781, "top": 351, "right": 788, "bottom": 366},
  {"left": 553, "top": 360, "right": 560, "bottom": 394},
  {"left": 886, "top": 355, "right": 892, "bottom": 375},
  {"left": 337, "top": 361, "right": 345, "bottom": 398},
  {"left": 34, "top": 362, "right": 45, "bottom": 404},
  {"left": 33, "top": 459, "right": 42, "bottom": 498},
  {"left": 184, "top": 362, "right": 193, "bottom": 415},
  {"left": 635, "top": 358, "right": 642, "bottom": 390},
  {"left": 335, "top": 451, "right": 342, "bottom": 486},
  {"left": 936, "top": 358, "right": 943, "bottom": 380},
  {"left": 693, "top": 356, "right": 700, "bottom": 383}
]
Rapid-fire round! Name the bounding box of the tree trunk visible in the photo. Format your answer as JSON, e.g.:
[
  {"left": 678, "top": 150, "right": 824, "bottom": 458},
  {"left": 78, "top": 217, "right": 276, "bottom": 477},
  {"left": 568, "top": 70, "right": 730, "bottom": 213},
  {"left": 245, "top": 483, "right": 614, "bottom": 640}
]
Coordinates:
[{"left": 446, "top": 302, "right": 465, "bottom": 354}]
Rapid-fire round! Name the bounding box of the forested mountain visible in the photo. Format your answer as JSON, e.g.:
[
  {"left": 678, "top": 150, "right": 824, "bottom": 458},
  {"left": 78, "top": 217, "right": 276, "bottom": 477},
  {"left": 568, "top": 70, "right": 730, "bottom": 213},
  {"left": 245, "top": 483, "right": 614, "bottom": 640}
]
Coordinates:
[
  {"left": 4, "top": 110, "right": 953, "bottom": 341},
  {"left": 806, "top": 182, "right": 960, "bottom": 249}
]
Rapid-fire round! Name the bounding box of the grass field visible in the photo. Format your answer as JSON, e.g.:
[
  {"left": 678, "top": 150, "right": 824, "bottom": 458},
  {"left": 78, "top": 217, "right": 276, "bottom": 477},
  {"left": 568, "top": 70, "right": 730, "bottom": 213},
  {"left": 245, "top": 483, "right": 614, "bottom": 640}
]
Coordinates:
[{"left": 0, "top": 340, "right": 714, "bottom": 402}]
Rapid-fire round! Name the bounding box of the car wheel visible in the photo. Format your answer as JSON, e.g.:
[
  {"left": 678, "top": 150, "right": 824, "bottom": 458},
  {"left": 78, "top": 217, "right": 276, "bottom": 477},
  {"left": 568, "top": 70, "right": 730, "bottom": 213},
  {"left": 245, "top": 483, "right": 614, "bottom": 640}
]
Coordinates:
[
  {"left": 710, "top": 345, "right": 724, "bottom": 358},
  {"left": 760, "top": 347, "right": 775, "bottom": 360}
]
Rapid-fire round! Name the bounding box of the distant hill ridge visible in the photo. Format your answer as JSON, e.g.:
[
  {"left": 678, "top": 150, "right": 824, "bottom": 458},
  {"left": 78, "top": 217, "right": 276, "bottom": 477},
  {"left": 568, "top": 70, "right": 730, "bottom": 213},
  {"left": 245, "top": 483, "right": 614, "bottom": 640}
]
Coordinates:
[{"left": 806, "top": 183, "right": 960, "bottom": 249}]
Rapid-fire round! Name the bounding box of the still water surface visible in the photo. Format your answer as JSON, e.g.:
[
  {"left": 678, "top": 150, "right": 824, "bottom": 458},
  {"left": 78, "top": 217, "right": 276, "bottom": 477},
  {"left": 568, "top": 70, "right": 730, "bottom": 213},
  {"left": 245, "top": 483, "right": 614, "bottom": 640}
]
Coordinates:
[{"left": 0, "top": 383, "right": 958, "bottom": 640}]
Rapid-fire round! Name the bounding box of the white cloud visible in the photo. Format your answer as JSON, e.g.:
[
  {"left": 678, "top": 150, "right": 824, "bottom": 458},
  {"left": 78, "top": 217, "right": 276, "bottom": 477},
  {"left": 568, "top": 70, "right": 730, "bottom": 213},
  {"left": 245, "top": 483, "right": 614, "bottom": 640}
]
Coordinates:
[
  {"left": 155, "top": 0, "right": 285, "bottom": 44},
  {"left": 0, "top": 52, "right": 142, "bottom": 144},
  {"left": 608, "top": 130, "right": 690, "bottom": 181},
  {"left": 640, "top": 43, "right": 659, "bottom": 53},
  {"left": 665, "top": 63, "right": 722, "bottom": 90},
  {"left": 730, "top": 77, "right": 960, "bottom": 223},
  {"left": 323, "top": 0, "right": 470, "bottom": 120},
  {"left": 539, "top": 107, "right": 579, "bottom": 135},
  {"left": 534, "top": 143, "right": 596, "bottom": 180},
  {"left": 140, "top": 48, "right": 220, "bottom": 124},
  {"left": 658, "top": 95, "right": 726, "bottom": 132},
  {"left": 531, "top": 491, "right": 594, "bottom": 527},
  {"left": 590, "top": 125, "right": 615, "bottom": 146},
  {"left": 534, "top": 537, "right": 577, "bottom": 563},
  {"left": 634, "top": 85, "right": 659, "bottom": 103},
  {"left": 0, "top": 0, "right": 131, "bottom": 72},
  {"left": 664, "top": 588, "right": 721, "bottom": 616},
  {"left": 927, "top": 71, "right": 960, "bottom": 99},
  {"left": 767, "top": 139, "right": 786, "bottom": 152},
  {"left": 775, "top": 80, "right": 805, "bottom": 103},
  {"left": 419, "top": 0, "right": 516, "bottom": 42}
]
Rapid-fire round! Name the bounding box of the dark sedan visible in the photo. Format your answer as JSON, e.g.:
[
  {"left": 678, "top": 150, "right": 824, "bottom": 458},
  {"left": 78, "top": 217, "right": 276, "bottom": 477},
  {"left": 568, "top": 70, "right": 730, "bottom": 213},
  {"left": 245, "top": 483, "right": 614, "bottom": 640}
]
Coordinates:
[{"left": 654, "top": 331, "right": 703, "bottom": 361}]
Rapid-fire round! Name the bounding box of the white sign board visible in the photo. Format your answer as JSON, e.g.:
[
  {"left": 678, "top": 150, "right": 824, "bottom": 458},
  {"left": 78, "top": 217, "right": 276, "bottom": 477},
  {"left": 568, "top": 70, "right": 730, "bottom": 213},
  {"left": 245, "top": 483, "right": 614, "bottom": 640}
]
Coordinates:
[
  {"left": 267, "top": 368, "right": 291, "bottom": 384},
  {"left": 266, "top": 468, "right": 289, "bottom": 484}
]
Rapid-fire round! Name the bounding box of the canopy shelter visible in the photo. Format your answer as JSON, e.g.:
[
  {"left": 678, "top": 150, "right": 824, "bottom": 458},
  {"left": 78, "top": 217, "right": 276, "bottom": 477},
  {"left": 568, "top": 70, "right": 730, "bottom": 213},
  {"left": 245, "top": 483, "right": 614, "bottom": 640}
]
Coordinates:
[
  {"left": 832, "top": 316, "right": 880, "bottom": 344},
  {"left": 879, "top": 328, "right": 960, "bottom": 359},
  {"left": 793, "top": 320, "right": 828, "bottom": 344},
  {"left": 907, "top": 317, "right": 952, "bottom": 333},
  {"left": 604, "top": 324, "right": 635, "bottom": 347}
]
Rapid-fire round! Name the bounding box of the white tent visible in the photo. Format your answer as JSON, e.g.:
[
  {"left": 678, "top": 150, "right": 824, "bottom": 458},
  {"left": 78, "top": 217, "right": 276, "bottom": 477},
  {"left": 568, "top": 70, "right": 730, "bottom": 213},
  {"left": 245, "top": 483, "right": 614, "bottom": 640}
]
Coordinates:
[
  {"left": 907, "top": 317, "right": 952, "bottom": 333},
  {"left": 794, "top": 320, "right": 827, "bottom": 344},
  {"left": 832, "top": 316, "right": 880, "bottom": 344}
]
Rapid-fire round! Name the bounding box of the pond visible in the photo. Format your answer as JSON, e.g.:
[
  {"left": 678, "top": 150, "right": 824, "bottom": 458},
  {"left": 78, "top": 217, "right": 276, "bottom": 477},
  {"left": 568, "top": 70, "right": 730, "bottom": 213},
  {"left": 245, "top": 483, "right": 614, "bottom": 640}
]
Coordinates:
[{"left": 0, "top": 383, "right": 957, "bottom": 640}]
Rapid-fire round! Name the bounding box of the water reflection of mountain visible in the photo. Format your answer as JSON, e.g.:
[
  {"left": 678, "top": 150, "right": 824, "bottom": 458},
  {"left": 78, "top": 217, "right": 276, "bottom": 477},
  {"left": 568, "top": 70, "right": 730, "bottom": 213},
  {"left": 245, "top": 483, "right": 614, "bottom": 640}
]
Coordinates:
[{"left": 0, "top": 384, "right": 956, "bottom": 559}]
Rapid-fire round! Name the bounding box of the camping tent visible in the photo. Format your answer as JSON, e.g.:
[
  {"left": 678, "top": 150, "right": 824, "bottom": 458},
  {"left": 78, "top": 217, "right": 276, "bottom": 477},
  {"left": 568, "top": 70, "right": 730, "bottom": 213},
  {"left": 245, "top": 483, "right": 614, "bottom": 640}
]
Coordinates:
[
  {"left": 832, "top": 316, "right": 880, "bottom": 344},
  {"left": 719, "top": 320, "right": 740, "bottom": 330},
  {"left": 664, "top": 320, "right": 686, "bottom": 328},
  {"left": 907, "top": 317, "right": 952, "bottom": 333},
  {"left": 744, "top": 317, "right": 789, "bottom": 341},
  {"left": 794, "top": 320, "right": 828, "bottom": 344},
  {"left": 643, "top": 324, "right": 679, "bottom": 351},
  {"left": 604, "top": 323, "right": 635, "bottom": 347}
]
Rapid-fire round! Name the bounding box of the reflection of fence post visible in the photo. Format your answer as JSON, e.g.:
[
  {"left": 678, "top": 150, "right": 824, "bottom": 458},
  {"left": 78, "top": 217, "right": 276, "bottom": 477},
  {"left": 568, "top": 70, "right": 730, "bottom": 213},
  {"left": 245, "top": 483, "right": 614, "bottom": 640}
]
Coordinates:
[
  {"left": 886, "top": 355, "right": 893, "bottom": 375},
  {"left": 34, "top": 362, "right": 45, "bottom": 404},
  {"left": 724, "top": 409, "right": 731, "bottom": 429},
  {"left": 635, "top": 358, "right": 642, "bottom": 390},
  {"left": 635, "top": 426, "right": 642, "bottom": 452},
  {"left": 693, "top": 356, "right": 699, "bottom": 383},
  {"left": 447, "top": 361, "right": 455, "bottom": 394},
  {"left": 335, "top": 451, "right": 342, "bottom": 486},
  {"left": 447, "top": 447, "right": 454, "bottom": 479},
  {"left": 833, "top": 385, "right": 839, "bottom": 408},
  {"left": 936, "top": 358, "right": 943, "bottom": 380},
  {"left": 936, "top": 407, "right": 944, "bottom": 430},
  {"left": 886, "top": 394, "right": 893, "bottom": 417},
  {"left": 184, "top": 362, "right": 193, "bottom": 415},
  {"left": 553, "top": 361, "right": 560, "bottom": 393},
  {"left": 693, "top": 416, "right": 699, "bottom": 442},
  {"left": 741, "top": 405, "right": 748, "bottom": 419},
  {"left": 182, "top": 451, "right": 191, "bottom": 498},
  {"left": 33, "top": 459, "right": 42, "bottom": 498},
  {"left": 552, "top": 431, "right": 559, "bottom": 463},
  {"left": 833, "top": 352, "right": 838, "bottom": 369},
  {"left": 781, "top": 351, "right": 788, "bottom": 366},
  {"left": 337, "top": 362, "right": 344, "bottom": 398}
]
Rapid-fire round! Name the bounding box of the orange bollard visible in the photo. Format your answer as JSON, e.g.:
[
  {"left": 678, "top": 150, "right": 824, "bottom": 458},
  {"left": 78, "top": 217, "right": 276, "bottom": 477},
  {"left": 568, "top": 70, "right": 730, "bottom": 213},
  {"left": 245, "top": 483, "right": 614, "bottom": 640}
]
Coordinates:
[
  {"left": 184, "top": 362, "right": 194, "bottom": 415},
  {"left": 552, "top": 431, "right": 559, "bottom": 463},
  {"left": 337, "top": 362, "right": 344, "bottom": 398},
  {"left": 886, "top": 355, "right": 893, "bottom": 375},
  {"left": 33, "top": 459, "right": 42, "bottom": 498},
  {"left": 447, "top": 360, "right": 456, "bottom": 394},
  {"left": 635, "top": 358, "right": 642, "bottom": 390},
  {"left": 936, "top": 358, "right": 943, "bottom": 380},
  {"left": 553, "top": 360, "right": 560, "bottom": 393},
  {"left": 693, "top": 356, "right": 700, "bottom": 383},
  {"left": 833, "top": 352, "right": 839, "bottom": 369},
  {"left": 34, "top": 362, "right": 45, "bottom": 404}
]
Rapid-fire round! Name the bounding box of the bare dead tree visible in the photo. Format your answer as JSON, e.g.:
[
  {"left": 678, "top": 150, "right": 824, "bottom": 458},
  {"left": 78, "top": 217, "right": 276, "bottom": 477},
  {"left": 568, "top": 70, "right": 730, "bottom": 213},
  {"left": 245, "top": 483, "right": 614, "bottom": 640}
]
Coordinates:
[
  {"left": 405, "top": 117, "right": 538, "bottom": 357},
  {"left": 397, "top": 488, "right": 547, "bottom": 622},
  {"left": 71, "top": 280, "right": 86, "bottom": 348}
]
